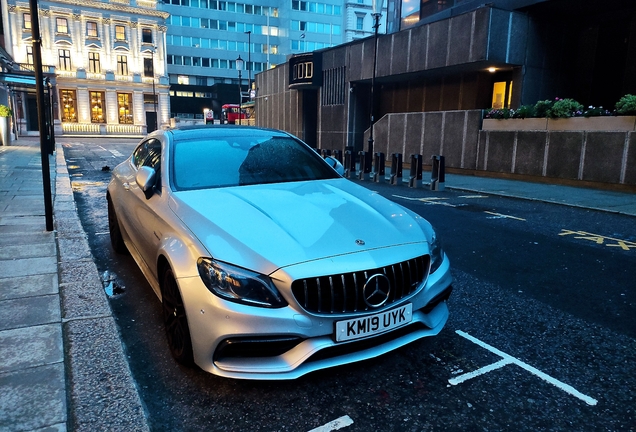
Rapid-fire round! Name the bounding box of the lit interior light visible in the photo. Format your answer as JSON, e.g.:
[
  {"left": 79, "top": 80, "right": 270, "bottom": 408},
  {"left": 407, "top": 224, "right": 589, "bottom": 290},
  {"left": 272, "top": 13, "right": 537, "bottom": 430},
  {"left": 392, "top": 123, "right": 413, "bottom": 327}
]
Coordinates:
[{"left": 488, "top": 67, "right": 496, "bottom": 73}]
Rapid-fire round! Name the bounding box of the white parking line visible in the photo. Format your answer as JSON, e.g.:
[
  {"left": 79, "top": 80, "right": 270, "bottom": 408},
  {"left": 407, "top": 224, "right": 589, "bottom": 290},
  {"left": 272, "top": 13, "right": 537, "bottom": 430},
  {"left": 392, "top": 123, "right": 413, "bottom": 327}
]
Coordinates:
[
  {"left": 451, "top": 330, "right": 598, "bottom": 406},
  {"left": 308, "top": 416, "right": 354, "bottom": 432},
  {"left": 484, "top": 211, "right": 526, "bottom": 221}
]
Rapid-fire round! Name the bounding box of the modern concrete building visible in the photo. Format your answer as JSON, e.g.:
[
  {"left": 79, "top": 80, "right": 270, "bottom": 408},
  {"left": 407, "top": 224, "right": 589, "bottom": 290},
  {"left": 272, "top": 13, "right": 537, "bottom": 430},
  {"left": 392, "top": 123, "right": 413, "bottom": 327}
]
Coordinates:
[
  {"left": 254, "top": 0, "right": 636, "bottom": 187},
  {"left": 0, "top": 0, "right": 169, "bottom": 138}
]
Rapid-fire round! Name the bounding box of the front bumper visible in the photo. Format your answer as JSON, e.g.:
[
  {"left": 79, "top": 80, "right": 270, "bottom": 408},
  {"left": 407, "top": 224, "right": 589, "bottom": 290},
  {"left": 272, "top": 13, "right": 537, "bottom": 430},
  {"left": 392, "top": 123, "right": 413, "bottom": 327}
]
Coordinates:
[{"left": 179, "top": 251, "right": 453, "bottom": 380}]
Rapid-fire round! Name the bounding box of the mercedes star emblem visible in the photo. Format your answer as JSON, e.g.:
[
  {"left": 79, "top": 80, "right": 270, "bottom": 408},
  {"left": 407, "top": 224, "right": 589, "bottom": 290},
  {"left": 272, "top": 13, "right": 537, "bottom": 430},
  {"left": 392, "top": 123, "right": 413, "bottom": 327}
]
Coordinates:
[{"left": 362, "top": 274, "right": 391, "bottom": 308}]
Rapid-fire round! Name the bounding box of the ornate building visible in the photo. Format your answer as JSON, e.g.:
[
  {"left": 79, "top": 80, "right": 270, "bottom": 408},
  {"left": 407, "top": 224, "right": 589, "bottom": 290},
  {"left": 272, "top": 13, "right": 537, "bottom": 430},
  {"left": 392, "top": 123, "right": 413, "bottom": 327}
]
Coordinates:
[{"left": 1, "top": 0, "right": 170, "bottom": 137}]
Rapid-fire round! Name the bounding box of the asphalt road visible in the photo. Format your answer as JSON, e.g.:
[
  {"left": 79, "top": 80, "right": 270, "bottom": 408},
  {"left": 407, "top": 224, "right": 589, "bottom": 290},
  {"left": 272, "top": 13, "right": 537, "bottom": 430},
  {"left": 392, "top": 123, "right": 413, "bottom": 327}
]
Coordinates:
[{"left": 61, "top": 139, "right": 636, "bottom": 432}]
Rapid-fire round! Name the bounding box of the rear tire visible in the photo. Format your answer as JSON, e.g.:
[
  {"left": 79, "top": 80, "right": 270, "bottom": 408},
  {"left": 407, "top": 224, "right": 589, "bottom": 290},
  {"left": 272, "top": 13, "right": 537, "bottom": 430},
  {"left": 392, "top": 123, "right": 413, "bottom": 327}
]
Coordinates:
[
  {"left": 161, "top": 267, "right": 194, "bottom": 365},
  {"left": 107, "top": 197, "right": 128, "bottom": 254}
]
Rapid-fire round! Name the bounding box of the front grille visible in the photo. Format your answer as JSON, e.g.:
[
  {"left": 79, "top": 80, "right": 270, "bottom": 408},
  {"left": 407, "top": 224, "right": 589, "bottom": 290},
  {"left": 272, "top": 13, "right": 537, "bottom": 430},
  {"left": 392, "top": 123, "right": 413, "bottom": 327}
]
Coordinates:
[{"left": 291, "top": 255, "right": 430, "bottom": 314}]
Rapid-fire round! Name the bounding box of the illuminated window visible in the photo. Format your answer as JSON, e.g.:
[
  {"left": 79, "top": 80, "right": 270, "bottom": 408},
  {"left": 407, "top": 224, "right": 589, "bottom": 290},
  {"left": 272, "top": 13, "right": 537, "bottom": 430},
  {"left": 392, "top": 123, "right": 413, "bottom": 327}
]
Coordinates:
[
  {"left": 23, "top": 14, "right": 31, "bottom": 30},
  {"left": 90, "top": 91, "right": 105, "bottom": 123},
  {"left": 491, "top": 81, "right": 513, "bottom": 109},
  {"left": 56, "top": 17, "right": 69, "bottom": 34},
  {"left": 86, "top": 21, "right": 98, "bottom": 38},
  {"left": 58, "top": 49, "right": 71, "bottom": 71},
  {"left": 60, "top": 90, "right": 77, "bottom": 122},
  {"left": 117, "top": 55, "right": 128, "bottom": 75},
  {"left": 88, "top": 52, "right": 101, "bottom": 73},
  {"left": 115, "top": 25, "right": 126, "bottom": 41},
  {"left": 117, "top": 93, "right": 133, "bottom": 124},
  {"left": 178, "top": 75, "right": 190, "bottom": 84}
]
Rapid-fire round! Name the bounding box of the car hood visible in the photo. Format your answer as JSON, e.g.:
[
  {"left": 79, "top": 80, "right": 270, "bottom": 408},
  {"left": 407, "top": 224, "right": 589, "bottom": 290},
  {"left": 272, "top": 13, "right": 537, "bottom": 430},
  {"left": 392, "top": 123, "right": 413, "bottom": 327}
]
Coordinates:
[{"left": 169, "top": 179, "right": 429, "bottom": 274}]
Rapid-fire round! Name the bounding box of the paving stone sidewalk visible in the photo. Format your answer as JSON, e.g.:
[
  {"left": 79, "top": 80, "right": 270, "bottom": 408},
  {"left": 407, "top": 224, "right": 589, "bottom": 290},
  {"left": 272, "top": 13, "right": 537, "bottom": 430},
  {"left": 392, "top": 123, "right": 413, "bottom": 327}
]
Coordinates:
[{"left": 0, "top": 139, "right": 148, "bottom": 432}]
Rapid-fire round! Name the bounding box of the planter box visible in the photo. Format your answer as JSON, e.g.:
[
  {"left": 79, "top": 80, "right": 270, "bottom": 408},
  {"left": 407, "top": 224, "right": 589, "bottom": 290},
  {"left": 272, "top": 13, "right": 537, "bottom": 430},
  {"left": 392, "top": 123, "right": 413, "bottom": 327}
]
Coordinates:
[
  {"left": 483, "top": 118, "right": 548, "bottom": 131},
  {"left": 548, "top": 116, "right": 636, "bottom": 131},
  {"left": 483, "top": 116, "right": 636, "bottom": 131}
]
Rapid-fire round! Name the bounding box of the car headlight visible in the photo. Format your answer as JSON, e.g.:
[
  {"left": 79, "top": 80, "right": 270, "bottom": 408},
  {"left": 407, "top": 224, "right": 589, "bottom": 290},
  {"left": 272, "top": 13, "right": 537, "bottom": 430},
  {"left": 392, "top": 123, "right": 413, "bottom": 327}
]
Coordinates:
[
  {"left": 197, "top": 258, "right": 287, "bottom": 308},
  {"left": 429, "top": 231, "right": 445, "bottom": 274}
]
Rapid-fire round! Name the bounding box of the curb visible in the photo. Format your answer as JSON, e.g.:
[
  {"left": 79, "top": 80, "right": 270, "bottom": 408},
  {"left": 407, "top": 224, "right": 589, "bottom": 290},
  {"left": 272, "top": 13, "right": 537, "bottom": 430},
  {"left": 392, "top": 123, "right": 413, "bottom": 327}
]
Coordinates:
[{"left": 54, "top": 143, "right": 149, "bottom": 431}]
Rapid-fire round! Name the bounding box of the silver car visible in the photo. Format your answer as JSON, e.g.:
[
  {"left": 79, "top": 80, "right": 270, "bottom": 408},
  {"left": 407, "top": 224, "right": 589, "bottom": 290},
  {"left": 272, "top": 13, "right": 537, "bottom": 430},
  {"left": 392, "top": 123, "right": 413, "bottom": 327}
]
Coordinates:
[{"left": 107, "top": 125, "right": 453, "bottom": 380}]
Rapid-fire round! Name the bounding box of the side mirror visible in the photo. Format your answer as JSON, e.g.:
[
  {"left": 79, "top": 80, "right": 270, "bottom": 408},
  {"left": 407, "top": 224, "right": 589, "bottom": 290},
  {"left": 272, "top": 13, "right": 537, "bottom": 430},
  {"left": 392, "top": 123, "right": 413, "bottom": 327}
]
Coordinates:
[
  {"left": 325, "top": 156, "right": 345, "bottom": 176},
  {"left": 135, "top": 166, "right": 156, "bottom": 196}
]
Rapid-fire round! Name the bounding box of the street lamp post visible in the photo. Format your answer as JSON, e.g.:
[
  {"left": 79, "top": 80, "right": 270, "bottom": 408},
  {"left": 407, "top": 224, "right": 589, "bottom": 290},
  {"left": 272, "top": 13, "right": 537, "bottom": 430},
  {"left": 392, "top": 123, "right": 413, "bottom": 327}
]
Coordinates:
[
  {"left": 152, "top": 46, "right": 157, "bottom": 128},
  {"left": 245, "top": 31, "right": 252, "bottom": 100},
  {"left": 368, "top": 0, "right": 383, "bottom": 159},
  {"left": 236, "top": 55, "right": 244, "bottom": 125}
]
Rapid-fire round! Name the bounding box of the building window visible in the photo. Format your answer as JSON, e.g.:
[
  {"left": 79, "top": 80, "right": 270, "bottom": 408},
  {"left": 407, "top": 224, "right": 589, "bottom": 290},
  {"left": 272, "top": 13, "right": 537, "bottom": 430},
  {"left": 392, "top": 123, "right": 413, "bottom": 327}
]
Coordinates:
[
  {"left": 60, "top": 90, "right": 77, "bottom": 122},
  {"left": 86, "top": 21, "right": 98, "bottom": 38},
  {"left": 23, "top": 13, "right": 31, "bottom": 30},
  {"left": 142, "top": 28, "right": 153, "bottom": 44},
  {"left": 115, "top": 25, "right": 126, "bottom": 41},
  {"left": 26, "top": 47, "right": 33, "bottom": 65},
  {"left": 56, "top": 17, "right": 69, "bottom": 34},
  {"left": 492, "top": 81, "right": 512, "bottom": 109},
  {"left": 178, "top": 75, "right": 190, "bottom": 84},
  {"left": 143, "top": 58, "right": 154, "bottom": 77},
  {"left": 321, "top": 66, "right": 346, "bottom": 106},
  {"left": 117, "top": 93, "right": 133, "bottom": 124},
  {"left": 356, "top": 16, "right": 364, "bottom": 30},
  {"left": 117, "top": 55, "right": 128, "bottom": 75},
  {"left": 88, "top": 52, "right": 101, "bottom": 73},
  {"left": 90, "top": 91, "right": 105, "bottom": 123},
  {"left": 58, "top": 49, "right": 71, "bottom": 71}
]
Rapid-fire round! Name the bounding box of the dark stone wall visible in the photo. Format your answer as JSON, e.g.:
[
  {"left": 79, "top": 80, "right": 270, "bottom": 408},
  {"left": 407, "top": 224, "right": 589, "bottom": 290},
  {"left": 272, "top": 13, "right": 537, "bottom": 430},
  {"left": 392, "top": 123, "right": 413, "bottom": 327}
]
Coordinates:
[{"left": 546, "top": 132, "right": 583, "bottom": 180}]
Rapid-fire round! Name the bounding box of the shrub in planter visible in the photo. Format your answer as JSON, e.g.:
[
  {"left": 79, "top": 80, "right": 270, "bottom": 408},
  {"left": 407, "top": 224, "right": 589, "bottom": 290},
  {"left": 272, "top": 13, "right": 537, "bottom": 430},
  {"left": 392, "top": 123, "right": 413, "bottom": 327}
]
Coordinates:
[
  {"left": 583, "top": 106, "right": 611, "bottom": 117},
  {"left": 534, "top": 100, "right": 554, "bottom": 118},
  {"left": 0, "top": 105, "right": 11, "bottom": 117},
  {"left": 511, "top": 105, "right": 535, "bottom": 119},
  {"left": 547, "top": 98, "right": 583, "bottom": 118},
  {"left": 615, "top": 94, "right": 636, "bottom": 115}
]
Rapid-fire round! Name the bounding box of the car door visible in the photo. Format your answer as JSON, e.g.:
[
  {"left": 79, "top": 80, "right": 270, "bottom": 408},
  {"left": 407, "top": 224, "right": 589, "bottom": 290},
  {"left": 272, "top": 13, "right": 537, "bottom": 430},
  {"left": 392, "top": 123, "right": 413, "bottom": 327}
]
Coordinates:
[{"left": 118, "top": 138, "right": 164, "bottom": 271}]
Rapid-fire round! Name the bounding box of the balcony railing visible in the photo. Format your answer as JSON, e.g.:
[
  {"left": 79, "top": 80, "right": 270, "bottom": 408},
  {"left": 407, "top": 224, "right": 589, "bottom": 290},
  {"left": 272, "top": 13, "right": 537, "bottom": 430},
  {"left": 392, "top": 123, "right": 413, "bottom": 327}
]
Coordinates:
[{"left": 15, "top": 63, "right": 56, "bottom": 74}]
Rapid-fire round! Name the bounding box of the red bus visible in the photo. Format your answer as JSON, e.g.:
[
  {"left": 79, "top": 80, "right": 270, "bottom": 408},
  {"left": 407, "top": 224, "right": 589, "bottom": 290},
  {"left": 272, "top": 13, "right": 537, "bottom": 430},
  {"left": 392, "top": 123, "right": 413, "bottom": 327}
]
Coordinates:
[{"left": 221, "top": 104, "right": 247, "bottom": 124}]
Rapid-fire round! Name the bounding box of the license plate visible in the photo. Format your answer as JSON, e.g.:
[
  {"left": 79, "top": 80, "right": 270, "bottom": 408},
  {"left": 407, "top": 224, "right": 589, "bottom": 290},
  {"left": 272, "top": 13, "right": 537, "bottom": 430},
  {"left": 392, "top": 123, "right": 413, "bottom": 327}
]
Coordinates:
[{"left": 335, "top": 304, "right": 413, "bottom": 342}]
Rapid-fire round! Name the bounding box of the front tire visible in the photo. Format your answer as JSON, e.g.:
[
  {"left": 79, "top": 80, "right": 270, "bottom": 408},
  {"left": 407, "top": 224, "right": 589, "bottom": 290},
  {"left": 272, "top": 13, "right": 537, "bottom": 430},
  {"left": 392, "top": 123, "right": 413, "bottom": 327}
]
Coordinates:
[
  {"left": 107, "top": 196, "right": 128, "bottom": 254},
  {"left": 161, "top": 267, "right": 194, "bottom": 365}
]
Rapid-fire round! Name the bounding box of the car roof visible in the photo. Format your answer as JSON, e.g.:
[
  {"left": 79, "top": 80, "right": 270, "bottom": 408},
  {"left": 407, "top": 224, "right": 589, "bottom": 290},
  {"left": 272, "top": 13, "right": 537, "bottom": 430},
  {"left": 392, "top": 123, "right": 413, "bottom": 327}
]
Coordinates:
[{"left": 162, "top": 125, "right": 293, "bottom": 142}]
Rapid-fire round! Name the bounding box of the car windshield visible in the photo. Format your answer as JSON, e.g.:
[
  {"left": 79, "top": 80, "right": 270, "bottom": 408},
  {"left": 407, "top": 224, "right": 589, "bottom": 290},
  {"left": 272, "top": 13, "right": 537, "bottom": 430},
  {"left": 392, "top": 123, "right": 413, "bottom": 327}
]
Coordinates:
[{"left": 171, "top": 134, "right": 339, "bottom": 190}]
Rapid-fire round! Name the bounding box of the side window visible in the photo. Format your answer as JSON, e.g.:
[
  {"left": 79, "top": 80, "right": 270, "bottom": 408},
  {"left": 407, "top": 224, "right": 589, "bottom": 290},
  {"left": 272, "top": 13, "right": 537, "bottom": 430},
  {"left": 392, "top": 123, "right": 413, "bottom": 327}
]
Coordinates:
[
  {"left": 142, "top": 139, "right": 162, "bottom": 171},
  {"left": 132, "top": 142, "right": 149, "bottom": 168}
]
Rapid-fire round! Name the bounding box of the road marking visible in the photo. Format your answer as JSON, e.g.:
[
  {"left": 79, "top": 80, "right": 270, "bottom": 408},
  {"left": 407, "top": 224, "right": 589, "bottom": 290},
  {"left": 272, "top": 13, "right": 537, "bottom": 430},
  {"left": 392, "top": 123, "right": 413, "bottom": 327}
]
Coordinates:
[
  {"left": 98, "top": 145, "right": 125, "bottom": 158},
  {"left": 450, "top": 330, "right": 597, "bottom": 406},
  {"left": 458, "top": 195, "right": 489, "bottom": 199},
  {"left": 393, "top": 195, "right": 457, "bottom": 207},
  {"left": 559, "top": 229, "right": 636, "bottom": 251},
  {"left": 308, "top": 415, "right": 354, "bottom": 432},
  {"left": 484, "top": 211, "right": 526, "bottom": 221}
]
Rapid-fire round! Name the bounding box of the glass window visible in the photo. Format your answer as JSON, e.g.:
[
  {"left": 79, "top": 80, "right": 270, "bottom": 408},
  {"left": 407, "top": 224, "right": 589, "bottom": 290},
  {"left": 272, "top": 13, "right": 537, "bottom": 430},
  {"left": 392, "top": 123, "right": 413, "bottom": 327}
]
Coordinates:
[
  {"left": 332, "top": 25, "right": 341, "bottom": 35},
  {"left": 60, "top": 90, "right": 77, "bottom": 122},
  {"left": 142, "top": 28, "right": 153, "bottom": 44},
  {"left": 182, "top": 16, "right": 191, "bottom": 26},
  {"left": 236, "top": 3, "right": 244, "bottom": 12},
  {"left": 334, "top": 5, "right": 341, "bottom": 14},
  {"left": 173, "top": 35, "right": 182, "bottom": 46},
  {"left": 115, "top": 25, "right": 126, "bottom": 41},
  {"left": 292, "top": 0, "right": 299, "bottom": 10},
  {"left": 90, "top": 91, "right": 105, "bottom": 123},
  {"left": 191, "top": 0, "right": 199, "bottom": 6},
  {"left": 174, "top": 56, "right": 183, "bottom": 65},
  {"left": 183, "top": 36, "right": 192, "bottom": 46},
  {"left": 86, "top": 21, "right": 98, "bottom": 38},
  {"left": 220, "top": 59, "right": 227, "bottom": 68},
  {"left": 58, "top": 49, "right": 71, "bottom": 71},
  {"left": 228, "top": 22, "right": 236, "bottom": 31},
  {"left": 317, "top": 3, "right": 324, "bottom": 13},
  {"left": 309, "top": 2, "right": 316, "bottom": 12},
  {"left": 219, "top": 21, "right": 227, "bottom": 31},
  {"left": 209, "top": 0, "right": 217, "bottom": 9},
  {"left": 201, "top": 39, "right": 210, "bottom": 48},
  {"left": 184, "top": 57, "right": 192, "bottom": 66},
  {"left": 178, "top": 75, "right": 190, "bottom": 84},
  {"left": 26, "top": 47, "right": 33, "bottom": 64},
  {"left": 245, "top": 4, "right": 252, "bottom": 13},
  {"left": 56, "top": 17, "right": 69, "bottom": 34},
  {"left": 326, "top": 4, "right": 332, "bottom": 14},
  {"left": 144, "top": 58, "right": 154, "bottom": 77},
  {"left": 254, "top": 5, "right": 261, "bottom": 14},
  {"left": 23, "top": 13, "right": 31, "bottom": 30},
  {"left": 356, "top": 16, "right": 364, "bottom": 30},
  {"left": 117, "top": 93, "right": 133, "bottom": 124},
  {"left": 212, "top": 59, "right": 219, "bottom": 68},
  {"left": 192, "top": 17, "right": 200, "bottom": 27},
  {"left": 202, "top": 58, "right": 210, "bottom": 67},
  {"left": 210, "top": 19, "right": 218, "bottom": 29},
  {"left": 228, "top": 2, "right": 235, "bottom": 11},
  {"left": 117, "top": 55, "right": 128, "bottom": 75},
  {"left": 219, "top": 1, "right": 226, "bottom": 10},
  {"left": 88, "top": 52, "right": 100, "bottom": 73},
  {"left": 167, "top": 55, "right": 173, "bottom": 65}
]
